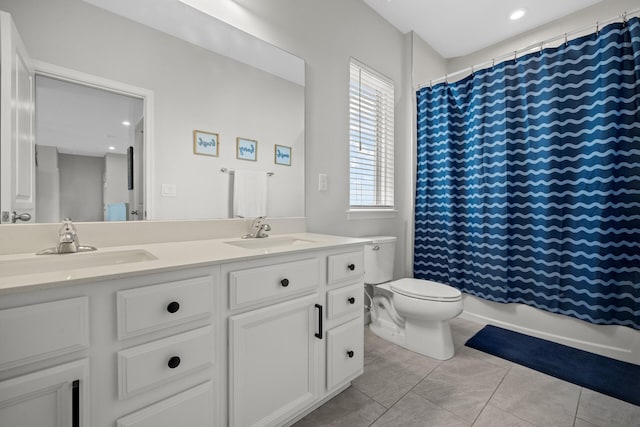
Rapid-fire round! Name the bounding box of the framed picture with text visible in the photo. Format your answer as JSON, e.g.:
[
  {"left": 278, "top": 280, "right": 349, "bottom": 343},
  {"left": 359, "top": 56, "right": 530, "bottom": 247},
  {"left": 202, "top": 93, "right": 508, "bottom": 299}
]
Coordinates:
[
  {"left": 236, "top": 137, "right": 258, "bottom": 161},
  {"left": 274, "top": 145, "right": 291, "bottom": 166},
  {"left": 193, "top": 130, "right": 219, "bottom": 157}
]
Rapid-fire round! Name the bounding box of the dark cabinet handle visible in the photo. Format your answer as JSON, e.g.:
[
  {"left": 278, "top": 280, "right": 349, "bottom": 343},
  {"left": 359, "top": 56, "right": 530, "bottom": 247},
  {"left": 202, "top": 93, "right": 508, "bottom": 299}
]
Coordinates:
[
  {"left": 168, "top": 356, "right": 181, "bottom": 369},
  {"left": 347, "top": 297, "right": 356, "bottom": 304},
  {"left": 167, "top": 301, "right": 180, "bottom": 313},
  {"left": 72, "top": 380, "right": 79, "bottom": 427},
  {"left": 315, "top": 304, "right": 323, "bottom": 339},
  {"left": 281, "top": 278, "right": 290, "bottom": 287},
  {"left": 347, "top": 350, "right": 354, "bottom": 358},
  {"left": 347, "top": 264, "right": 355, "bottom": 271}
]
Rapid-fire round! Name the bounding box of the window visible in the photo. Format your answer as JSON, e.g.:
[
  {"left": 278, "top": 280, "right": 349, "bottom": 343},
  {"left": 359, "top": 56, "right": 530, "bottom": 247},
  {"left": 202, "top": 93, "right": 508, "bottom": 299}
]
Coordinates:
[{"left": 349, "top": 59, "right": 394, "bottom": 211}]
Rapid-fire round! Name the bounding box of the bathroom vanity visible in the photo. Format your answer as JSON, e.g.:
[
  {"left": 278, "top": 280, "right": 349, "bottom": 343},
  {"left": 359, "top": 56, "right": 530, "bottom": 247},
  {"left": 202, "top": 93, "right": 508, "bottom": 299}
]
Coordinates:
[{"left": 0, "top": 233, "right": 366, "bottom": 427}]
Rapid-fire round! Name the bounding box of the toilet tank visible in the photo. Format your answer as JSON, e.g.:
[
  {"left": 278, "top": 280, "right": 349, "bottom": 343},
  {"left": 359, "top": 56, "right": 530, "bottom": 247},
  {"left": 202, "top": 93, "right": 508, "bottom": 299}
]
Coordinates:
[{"left": 364, "top": 236, "right": 397, "bottom": 284}]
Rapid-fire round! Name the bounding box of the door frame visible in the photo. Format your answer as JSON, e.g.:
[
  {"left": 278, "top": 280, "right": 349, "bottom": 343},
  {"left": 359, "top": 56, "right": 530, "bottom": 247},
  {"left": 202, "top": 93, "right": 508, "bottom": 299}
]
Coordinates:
[{"left": 32, "top": 60, "right": 155, "bottom": 220}]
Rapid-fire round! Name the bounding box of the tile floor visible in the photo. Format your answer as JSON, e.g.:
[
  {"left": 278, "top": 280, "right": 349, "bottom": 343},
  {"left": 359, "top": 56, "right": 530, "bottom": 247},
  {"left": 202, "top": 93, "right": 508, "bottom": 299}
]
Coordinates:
[{"left": 294, "top": 318, "right": 640, "bottom": 427}]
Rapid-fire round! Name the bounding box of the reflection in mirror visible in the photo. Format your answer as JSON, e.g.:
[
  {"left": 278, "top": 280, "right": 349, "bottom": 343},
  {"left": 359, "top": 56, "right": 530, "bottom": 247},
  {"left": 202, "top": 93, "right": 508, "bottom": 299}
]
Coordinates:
[
  {"left": 35, "top": 75, "right": 144, "bottom": 223},
  {"left": 0, "top": 0, "right": 305, "bottom": 223}
]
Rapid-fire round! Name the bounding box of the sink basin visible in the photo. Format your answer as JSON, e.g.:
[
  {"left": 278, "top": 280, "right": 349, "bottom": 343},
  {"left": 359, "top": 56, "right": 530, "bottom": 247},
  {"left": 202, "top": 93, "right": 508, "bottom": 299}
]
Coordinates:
[
  {"left": 0, "top": 249, "right": 157, "bottom": 278},
  {"left": 224, "top": 236, "right": 315, "bottom": 250}
]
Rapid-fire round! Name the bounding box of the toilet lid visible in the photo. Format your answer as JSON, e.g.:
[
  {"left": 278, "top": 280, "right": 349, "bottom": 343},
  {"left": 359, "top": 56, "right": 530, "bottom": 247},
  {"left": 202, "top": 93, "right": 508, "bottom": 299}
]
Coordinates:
[{"left": 390, "top": 278, "right": 462, "bottom": 301}]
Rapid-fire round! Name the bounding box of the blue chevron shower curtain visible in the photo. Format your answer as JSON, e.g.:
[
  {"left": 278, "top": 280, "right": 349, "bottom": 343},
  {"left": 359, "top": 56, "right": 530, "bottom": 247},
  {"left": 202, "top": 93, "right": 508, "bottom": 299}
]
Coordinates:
[{"left": 414, "top": 18, "right": 640, "bottom": 329}]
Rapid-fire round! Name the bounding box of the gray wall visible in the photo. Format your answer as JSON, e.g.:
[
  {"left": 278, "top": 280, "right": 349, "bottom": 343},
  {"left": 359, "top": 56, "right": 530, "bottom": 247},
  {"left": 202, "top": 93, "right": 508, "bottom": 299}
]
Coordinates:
[
  {"left": 59, "top": 154, "right": 103, "bottom": 222},
  {"left": 219, "top": 0, "right": 430, "bottom": 278}
]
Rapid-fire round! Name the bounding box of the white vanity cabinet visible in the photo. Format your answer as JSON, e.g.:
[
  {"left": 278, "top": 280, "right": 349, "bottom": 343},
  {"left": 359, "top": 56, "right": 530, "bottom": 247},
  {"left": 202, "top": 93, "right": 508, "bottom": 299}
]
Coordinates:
[
  {"left": 225, "top": 246, "right": 365, "bottom": 427},
  {"left": 0, "top": 265, "right": 221, "bottom": 427},
  {"left": 0, "top": 235, "right": 366, "bottom": 427}
]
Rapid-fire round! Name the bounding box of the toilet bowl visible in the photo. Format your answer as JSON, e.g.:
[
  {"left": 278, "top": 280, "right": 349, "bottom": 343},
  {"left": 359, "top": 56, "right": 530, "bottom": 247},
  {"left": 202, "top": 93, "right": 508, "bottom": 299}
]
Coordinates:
[{"left": 365, "top": 237, "right": 463, "bottom": 360}]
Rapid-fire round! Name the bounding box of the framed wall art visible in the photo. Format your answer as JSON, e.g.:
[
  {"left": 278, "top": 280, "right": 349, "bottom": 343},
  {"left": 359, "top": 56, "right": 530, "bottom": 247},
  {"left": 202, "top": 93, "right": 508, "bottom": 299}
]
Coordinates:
[
  {"left": 193, "top": 130, "right": 219, "bottom": 157},
  {"left": 236, "top": 137, "right": 258, "bottom": 161},
  {"left": 274, "top": 145, "right": 291, "bottom": 166}
]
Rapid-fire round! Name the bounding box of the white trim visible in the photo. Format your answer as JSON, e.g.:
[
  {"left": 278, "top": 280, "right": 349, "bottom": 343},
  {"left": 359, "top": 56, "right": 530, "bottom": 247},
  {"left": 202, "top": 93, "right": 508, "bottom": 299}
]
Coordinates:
[
  {"left": 346, "top": 209, "right": 398, "bottom": 220},
  {"left": 30, "top": 60, "right": 155, "bottom": 219}
]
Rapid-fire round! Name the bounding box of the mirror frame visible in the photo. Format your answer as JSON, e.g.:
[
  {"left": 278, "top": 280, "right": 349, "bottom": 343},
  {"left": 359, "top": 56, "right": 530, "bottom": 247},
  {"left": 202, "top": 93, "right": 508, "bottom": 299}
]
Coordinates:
[{"left": 32, "top": 60, "right": 155, "bottom": 220}]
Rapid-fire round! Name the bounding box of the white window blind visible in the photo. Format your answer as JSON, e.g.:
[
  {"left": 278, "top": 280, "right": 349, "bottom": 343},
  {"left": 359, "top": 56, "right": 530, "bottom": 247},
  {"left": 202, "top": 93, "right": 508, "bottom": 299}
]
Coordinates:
[{"left": 349, "top": 59, "right": 394, "bottom": 209}]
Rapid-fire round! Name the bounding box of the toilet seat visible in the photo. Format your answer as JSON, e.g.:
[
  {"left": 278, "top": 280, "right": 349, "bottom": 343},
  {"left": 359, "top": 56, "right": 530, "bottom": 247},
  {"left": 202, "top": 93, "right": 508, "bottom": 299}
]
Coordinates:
[{"left": 390, "top": 278, "right": 462, "bottom": 302}]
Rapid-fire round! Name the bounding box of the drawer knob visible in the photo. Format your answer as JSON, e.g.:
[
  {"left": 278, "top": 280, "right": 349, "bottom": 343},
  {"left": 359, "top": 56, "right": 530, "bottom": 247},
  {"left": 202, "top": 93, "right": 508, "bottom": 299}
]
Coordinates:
[
  {"left": 168, "top": 356, "right": 181, "bottom": 369},
  {"left": 167, "top": 301, "right": 180, "bottom": 313},
  {"left": 347, "top": 297, "right": 356, "bottom": 304},
  {"left": 281, "top": 278, "right": 290, "bottom": 287},
  {"left": 347, "top": 264, "right": 355, "bottom": 271},
  {"left": 347, "top": 350, "right": 354, "bottom": 358}
]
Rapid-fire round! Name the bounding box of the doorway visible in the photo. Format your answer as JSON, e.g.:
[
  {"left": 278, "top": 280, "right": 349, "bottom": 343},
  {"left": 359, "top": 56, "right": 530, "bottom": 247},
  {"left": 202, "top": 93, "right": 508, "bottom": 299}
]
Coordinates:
[{"left": 34, "top": 72, "right": 146, "bottom": 222}]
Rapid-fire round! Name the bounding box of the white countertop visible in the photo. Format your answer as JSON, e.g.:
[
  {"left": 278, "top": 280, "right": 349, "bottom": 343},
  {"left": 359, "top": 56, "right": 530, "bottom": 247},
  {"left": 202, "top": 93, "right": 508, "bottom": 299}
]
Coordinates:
[{"left": 0, "top": 233, "right": 369, "bottom": 295}]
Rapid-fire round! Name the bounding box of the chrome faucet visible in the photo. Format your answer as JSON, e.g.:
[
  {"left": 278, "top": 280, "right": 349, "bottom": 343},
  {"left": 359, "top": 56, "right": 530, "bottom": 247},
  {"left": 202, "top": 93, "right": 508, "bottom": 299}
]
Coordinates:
[
  {"left": 242, "top": 216, "right": 271, "bottom": 239},
  {"left": 37, "top": 218, "right": 97, "bottom": 255},
  {"left": 57, "top": 218, "right": 80, "bottom": 253}
]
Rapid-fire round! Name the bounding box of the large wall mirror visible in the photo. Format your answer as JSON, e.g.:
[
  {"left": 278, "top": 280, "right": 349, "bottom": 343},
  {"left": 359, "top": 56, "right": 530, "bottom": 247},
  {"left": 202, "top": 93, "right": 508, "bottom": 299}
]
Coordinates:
[{"left": 0, "top": 0, "right": 305, "bottom": 223}]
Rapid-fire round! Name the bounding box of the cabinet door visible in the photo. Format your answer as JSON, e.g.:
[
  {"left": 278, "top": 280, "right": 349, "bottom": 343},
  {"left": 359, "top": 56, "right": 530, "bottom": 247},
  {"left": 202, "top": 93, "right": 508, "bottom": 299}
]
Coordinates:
[
  {"left": 327, "top": 316, "right": 364, "bottom": 390},
  {"left": 0, "top": 359, "right": 89, "bottom": 427},
  {"left": 229, "top": 294, "right": 320, "bottom": 427}
]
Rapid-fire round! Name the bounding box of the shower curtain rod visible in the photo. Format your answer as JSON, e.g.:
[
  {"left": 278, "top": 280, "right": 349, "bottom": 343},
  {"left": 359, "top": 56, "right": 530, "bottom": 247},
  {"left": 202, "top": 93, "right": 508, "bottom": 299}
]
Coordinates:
[{"left": 418, "top": 8, "right": 640, "bottom": 89}]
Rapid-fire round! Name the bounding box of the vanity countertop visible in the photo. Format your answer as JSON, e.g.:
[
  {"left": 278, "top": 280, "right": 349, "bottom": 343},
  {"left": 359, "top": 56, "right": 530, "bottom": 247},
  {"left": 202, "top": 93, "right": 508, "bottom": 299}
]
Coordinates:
[{"left": 0, "top": 233, "right": 369, "bottom": 295}]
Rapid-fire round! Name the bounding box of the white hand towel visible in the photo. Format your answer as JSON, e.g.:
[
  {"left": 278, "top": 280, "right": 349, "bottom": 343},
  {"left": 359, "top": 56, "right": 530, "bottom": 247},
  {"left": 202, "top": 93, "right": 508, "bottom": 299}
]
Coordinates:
[{"left": 233, "top": 169, "right": 267, "bottom": 218}]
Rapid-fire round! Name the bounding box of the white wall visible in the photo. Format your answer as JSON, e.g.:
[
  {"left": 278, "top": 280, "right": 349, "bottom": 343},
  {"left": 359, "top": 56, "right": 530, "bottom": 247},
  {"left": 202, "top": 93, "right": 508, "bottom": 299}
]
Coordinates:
[
  {"left": 58, "top": 154, "right": 104, "bottom": 222},
  {"left": 35, "top": 145, "right": 60, "bottom": 223},
  {"left": 215, "top": 0, "right": 423, "bottom": 278},
  {"left": 103, "top": 153, "right": 128, "bottom": 208},
  {"left": 0, "top": 0, "right": 304, "bottom": 221}
]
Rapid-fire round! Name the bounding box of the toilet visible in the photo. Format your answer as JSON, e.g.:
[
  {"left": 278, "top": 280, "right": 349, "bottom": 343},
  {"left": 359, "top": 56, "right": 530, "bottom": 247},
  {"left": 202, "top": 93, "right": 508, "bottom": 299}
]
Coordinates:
[{"left": 365, "top": 236, "right": 463, "bottom": 360}]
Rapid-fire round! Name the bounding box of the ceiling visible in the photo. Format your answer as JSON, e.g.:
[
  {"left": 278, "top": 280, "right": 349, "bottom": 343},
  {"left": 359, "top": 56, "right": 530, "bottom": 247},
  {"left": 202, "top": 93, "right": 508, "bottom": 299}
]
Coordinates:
[
  {"left": 36, "top": 76, "right": 143, "bottom": 157},
  {"left": 362, "top": 0, "right": 604, "bottom": 58}
]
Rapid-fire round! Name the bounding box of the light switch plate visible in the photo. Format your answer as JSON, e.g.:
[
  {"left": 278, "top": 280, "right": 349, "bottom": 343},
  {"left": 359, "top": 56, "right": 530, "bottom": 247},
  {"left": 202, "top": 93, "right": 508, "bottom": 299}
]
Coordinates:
[
  {"left": 161, "top": 184, "right": 177, "bottom": 197},
  {"left": 318, "top": 173, "right": 328, "bottom": 191}
]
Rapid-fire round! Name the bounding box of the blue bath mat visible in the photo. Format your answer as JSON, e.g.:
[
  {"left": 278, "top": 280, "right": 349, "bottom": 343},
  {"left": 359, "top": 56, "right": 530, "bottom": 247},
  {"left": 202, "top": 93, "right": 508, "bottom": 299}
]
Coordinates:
[{"left": 465, "top": 325, "right": 640, "bottom": 406}]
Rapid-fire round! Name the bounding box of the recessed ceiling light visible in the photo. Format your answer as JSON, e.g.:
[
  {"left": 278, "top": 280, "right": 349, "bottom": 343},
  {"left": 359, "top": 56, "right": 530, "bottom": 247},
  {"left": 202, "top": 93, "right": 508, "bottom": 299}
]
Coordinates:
[
  {"left": 108, "top": 146, "right": 116, "bottom": 150},
  {"left": 122, "top": 121, "right": 131, "bottom": 126},
  {"left": 510, "top": 8, "right": 526, "bottom": 21}
]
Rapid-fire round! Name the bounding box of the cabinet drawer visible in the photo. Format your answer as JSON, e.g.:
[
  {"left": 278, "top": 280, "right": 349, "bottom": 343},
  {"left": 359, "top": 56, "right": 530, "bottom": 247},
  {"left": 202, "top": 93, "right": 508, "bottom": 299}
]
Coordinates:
[
  {"left": 229, "top": 258, "right": 319, "bottom": 309},
  {"left": 327, "top": 316, "right": 364, "bottom": 390},
  {"left": 118, "top": 326, "right": 213, "bottom": 399},
  {"left": 117, "top": 276, "right": 214, "bottom": 340},
  {"left": 327, "top": 282, "right": 363, "bottom": 320},
  {"left": 117, "top": 381, "right": 215, "bottom": 427},
  {"left": 327, "top": 251, "right": 363, "bottom": 285},
  {"left": 0, "top": 297, "right": 89, "bottom": 371}
]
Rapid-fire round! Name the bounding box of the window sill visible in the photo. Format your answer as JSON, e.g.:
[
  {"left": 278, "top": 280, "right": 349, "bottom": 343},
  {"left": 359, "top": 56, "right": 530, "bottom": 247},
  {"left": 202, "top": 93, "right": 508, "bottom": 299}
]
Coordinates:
[{"left": 346, "top": 209, "right": 398, "bottom": 220}]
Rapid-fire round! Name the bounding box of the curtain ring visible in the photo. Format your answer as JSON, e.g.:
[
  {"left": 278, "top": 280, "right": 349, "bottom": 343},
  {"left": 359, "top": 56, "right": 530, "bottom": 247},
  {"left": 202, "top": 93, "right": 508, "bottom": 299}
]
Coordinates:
[
  {"left": 622, "top": 12, "right": 628, "bottom": 27},
  {"left": 596, "top": 21, "right": 599, "bottom": 35},
  {"left": 471, "top": 65, "right": 475, "bottom": 76},
  {"left": 539, "top": 42, "right": 544, "bottom": 55},
  {"left": 445, "top": 74, "right": 448, "bottom": 85},
  {"left": 429, "top": 80, "right": 432, "bottom": 89},
  {"left": 513, "top": 51, "right": 517, "bottom": 63},
  {"left": 564, "top": 33, "right": 568, "bottom": 46},
  {"left": 492, "top": 58, "right": 495, "bottom": 68}
]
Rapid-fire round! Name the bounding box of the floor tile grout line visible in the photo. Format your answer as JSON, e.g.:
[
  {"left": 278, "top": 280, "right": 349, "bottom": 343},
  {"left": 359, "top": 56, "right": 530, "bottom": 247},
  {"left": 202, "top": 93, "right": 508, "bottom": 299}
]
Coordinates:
[
  {"left": 469, "top": 364, "right": 512, "bottom": 426},
  {"left": 572, "top": 388, "right": 583, "bottom": 427},
  {"left": 365, "top": 360, "right": 443, "bottom": 426}
]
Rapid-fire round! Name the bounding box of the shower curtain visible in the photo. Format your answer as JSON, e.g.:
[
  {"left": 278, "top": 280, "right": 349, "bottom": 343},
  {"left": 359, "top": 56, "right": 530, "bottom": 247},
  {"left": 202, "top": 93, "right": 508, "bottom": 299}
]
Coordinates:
[{"left": 414, "top": 18, "right": 640, "bottom": 329}]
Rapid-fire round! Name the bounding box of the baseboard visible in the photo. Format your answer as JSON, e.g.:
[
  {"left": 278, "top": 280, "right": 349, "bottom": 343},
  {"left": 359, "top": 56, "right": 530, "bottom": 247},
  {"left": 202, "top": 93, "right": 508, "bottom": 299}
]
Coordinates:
[{"left": 460, "top": 294, "right": 640, "bottom": 365}]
